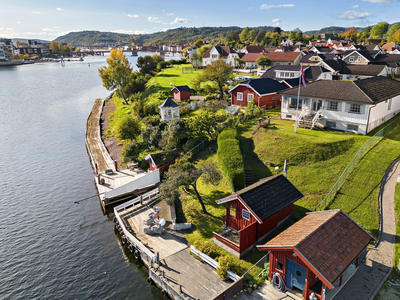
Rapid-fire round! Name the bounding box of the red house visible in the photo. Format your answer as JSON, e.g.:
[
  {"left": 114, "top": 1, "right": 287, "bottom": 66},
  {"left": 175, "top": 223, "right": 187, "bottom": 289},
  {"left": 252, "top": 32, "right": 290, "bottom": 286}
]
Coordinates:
[
  {"left": 171, "top": 85, "right": 191, "bottom": 101},
  {"left": 257, "top": 210, "right": 374, "bottom": 300},
  {"left": 229, "top": 78, "right": 289, "bottom": 108},
  {"left": 212, "top": 174, "right": 303, "bottom": 257},
  {"left": 145, "top": 150, "right": 179, "bottom": 173}
]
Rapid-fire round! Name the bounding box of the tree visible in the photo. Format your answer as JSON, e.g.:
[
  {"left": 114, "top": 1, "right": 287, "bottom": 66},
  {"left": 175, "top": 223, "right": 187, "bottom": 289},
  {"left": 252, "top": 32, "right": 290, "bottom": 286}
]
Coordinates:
[
  {"left": 256, "top": 56, "right": 272, "bottom": 70},
  {"left": 136, "top": 55, "right": 158, "bottom": 75},
  {"left": 240, "top": 27, "right": 249, "bottom": 43},
  {"left": 160, "top": 157, "right": 221, "bottom": 214},
  {"left": 196, "top": 45, "right": 211, "bottom": 65},
  {"left": 98, "top": 49, "right": 133, "bottom": 104},
  {"left": 370, "top": 22, "right": 389, "bottom": 38},
  {"left": 159, "top": 119, "right": 186, "bottom": 150},
  {"left": 186, "top": 113, "right": 219, "bottom": 140},
  {"left": 344, "top": 27, "right": 356, "bottom": 42},
  {"left": 194, "top": 39, "right": 204, "bottom": 48},
  {"left": 49, "top": 41, "right": 59, "bottom": 54},
  {"left": 115, "top": 114, "right": 142, "bottom": 141},
  {"left": 387, "top": 24, "right": 400, "bottom": 42},
  {"left": 248, "top": 29, "right": 257, "bottom": 44},
  {"left": 234, "top": 57, "right": 245, "bottom": 68},
  {"left": 194, "top": 59, "right": 232, "bottom": 100},
  {"left": 255, "top": 30, "right": 265, "bottom": 45},
  {"left": 273, "top": 27, "right": 282, "bottom": 35},
  {"left": 391, "top": 28, "right": 400, "bottom": 44},
  {"left": 227, "top": 31, "right": 240, "bottom": 44}
]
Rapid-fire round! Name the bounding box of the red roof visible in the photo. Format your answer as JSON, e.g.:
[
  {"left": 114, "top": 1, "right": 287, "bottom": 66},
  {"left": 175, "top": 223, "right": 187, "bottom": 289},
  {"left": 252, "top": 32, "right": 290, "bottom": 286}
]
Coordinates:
[
  {"left": 266, "top": 51, "right": 302, "bottom": 62},
  {"left": 241, "top": 53, "right": 265, "bottom": 62},
  {"left": 258, "top": 210, "right": 373, "bottom": 288}
]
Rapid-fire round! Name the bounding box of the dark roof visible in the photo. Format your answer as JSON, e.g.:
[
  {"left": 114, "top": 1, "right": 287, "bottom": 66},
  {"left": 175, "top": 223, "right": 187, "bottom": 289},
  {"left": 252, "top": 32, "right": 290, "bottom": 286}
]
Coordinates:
[
  {"left": 342, "top": 50, "right": 375, "bottom": 61},
  {"left": 203, "top": 44, "right": 237, "bottom": 59},
  {"left": 229, "top": 77, "right": 289, "bottom": 96},
  {"left": 322, "top": 59, "right": 349, "bottom": 72},
  {"left": 279, "top": 76, "right": 400, "bottom": 104},
  {"left": 373, "top": 53, "right": 400, "bottom": 63},
  {"left": 260, "top": 210, "right": 373, "bottom": 286},
  {"left": 217, "top": 174, "right": 303, "bottom": 222},
  {"left": 260, "top": 65, "right": 329, "bottom": 82},
  {"left": 242, "top": 45, "right": 265, "bottom": 53},
  {"left": 159, "top": 97, "right": 180, "bottom": 108},
  {"left": 172, "top": 85, "right": 190, "bottom": 92},
  {"left": 342, "top": 65, "right": 386, "bottom": 76}
]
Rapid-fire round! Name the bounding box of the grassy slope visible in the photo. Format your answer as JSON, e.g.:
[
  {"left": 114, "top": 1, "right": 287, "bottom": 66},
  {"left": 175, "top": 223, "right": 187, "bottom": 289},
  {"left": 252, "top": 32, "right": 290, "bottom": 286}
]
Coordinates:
[{"left": 327, "top": 126, "right": 400, "bottom": 238}]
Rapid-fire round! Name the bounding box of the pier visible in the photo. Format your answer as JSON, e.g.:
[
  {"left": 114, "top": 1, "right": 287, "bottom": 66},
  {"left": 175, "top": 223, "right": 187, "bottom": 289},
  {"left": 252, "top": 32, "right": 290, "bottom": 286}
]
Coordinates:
[
  {"left": 114, "top": 195, "right": 240, "bottom": 299},
  {"left": 85, "top": 97, "right": 159, "bottom": 209}
]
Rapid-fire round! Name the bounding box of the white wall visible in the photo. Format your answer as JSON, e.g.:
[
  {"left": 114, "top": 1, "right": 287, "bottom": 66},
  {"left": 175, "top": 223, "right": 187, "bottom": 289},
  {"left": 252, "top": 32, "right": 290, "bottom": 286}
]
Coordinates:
[{"left": 368, "top": 95, "right": 400, "bottom": 132}]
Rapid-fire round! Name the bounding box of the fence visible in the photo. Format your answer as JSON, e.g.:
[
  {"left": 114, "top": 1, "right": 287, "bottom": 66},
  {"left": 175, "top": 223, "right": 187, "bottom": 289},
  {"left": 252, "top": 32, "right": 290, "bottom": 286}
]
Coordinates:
[
  {"left": 149, "top": 268, "right": 190, "bottom": 300},
  {"left": 314, "top": 116, "right": 400, "bottom": 211},
  {"left": 242, "top": 253, "right": 270, "bottom": 286}
]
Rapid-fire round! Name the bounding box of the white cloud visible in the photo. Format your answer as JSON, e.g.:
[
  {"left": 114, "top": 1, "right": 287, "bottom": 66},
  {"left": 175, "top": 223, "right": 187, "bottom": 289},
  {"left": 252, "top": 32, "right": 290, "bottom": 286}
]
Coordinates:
[
  {"left": 171, "top": 17, "right": 190, "bottom": 24},
  {"left": 56, "top": 8, "right": 62, "bottom": 11},
  {"left": 32, "top": 11, "right": 42, "bottom": 14},
  {"left": 338, "top": 10, "right": 372, "bottom": 19},
  {"left": 362, "top": 0, "right": 397, "bottom": 3},
  {"left": 272, "top": 18, "right": 280, "bottom": 25},
  {"left": 167, "top": 13, "right": 174, "bottom": 16},
  {"left": 6, "top": 28, "right": 13, "bottom": 31},
  {"left": 248, "top": 7, "right": 253, "bottom": 11},
  {"left": 54, "top": 26, "right": 60, "bottom": 29},
  {"left": 127, "top": 14, "right": 138, "bottom": 18},
  {"left": 148, "top": 16, "right": 162, "bottom": 23},
  {"left": 260, "top": 4, "right": 294, "bottom": 10},
  {"left": 43, "top": 28, "right": 57, "bottom": 32},
  {"left": 352, "top": 5, "right": 359, "bottom": 7}
]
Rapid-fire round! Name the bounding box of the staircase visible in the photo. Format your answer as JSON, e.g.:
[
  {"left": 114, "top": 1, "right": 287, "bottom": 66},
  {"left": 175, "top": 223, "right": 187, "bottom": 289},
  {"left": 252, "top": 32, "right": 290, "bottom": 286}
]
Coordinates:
[{"left": 297, "top": 110, "right": 322, "bottom": 129}]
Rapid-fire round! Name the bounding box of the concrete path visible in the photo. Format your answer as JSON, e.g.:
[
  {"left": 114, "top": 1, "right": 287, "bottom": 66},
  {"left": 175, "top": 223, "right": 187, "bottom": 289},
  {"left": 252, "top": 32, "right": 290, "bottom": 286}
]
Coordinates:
[{"left": 332, "top": 158, "right": 400, "bottom": 300}]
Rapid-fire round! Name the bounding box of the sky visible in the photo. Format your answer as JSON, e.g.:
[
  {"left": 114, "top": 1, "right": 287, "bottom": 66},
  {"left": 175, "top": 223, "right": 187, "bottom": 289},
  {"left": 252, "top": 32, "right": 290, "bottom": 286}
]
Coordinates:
[{"left": 1, "top": 0, "right": 400, "bottom": 40}]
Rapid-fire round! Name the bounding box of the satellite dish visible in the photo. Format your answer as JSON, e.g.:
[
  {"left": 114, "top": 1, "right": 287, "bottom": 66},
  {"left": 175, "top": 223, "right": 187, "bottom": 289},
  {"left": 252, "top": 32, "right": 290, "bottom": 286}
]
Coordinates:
[{"left": 159, "top": 218, "right": 166, "bottom": 226}]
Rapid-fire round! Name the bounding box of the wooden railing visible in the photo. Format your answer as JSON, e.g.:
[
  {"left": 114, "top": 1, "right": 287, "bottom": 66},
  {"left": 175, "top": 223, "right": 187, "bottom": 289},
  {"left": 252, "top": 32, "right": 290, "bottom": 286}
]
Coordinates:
[
  {"left": 114, "top": 187, "right": 159, "bottom": 212},
  {"left": 190, "top": 245, "right": 240, "bottom": 282},
  {"left": 213, "top": 232, "right": 241, "bottom": 253}
]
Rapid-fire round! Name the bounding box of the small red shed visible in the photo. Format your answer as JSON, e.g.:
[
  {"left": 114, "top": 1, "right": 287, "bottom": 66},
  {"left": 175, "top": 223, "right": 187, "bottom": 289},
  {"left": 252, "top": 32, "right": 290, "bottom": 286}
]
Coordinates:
[
  {"left": 145, "top": 149, "right": 179, "bottom": 173},
  {"left": 229, "top": 78, "right": 289, "bottom": 108},
  {"left": 212, "top": 174, "right": 303, "bottom": 257},
  {"left": 171, "top": 85, "right": 191, "bottom": 101},
  {"left": 257, "top": 210, "right": 374, "bottom": 300}
]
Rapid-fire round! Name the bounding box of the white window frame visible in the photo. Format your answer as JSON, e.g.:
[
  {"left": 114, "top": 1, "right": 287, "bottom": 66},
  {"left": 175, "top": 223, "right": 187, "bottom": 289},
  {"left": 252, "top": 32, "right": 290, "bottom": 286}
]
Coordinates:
[
  {"left": 349, "top": 56, "right": 354, "bottom": 63},
  {"left": 247, "top": 94, "right": 254, "bottom": 102},
  {"left": 237, "top": 92, "right": 243, "bottom": 101},
  {"left": 357, "top": 56, "right": 361, "bottom": 63},
  {"left": 349, "top": 103, "right": 361, "bottom": 114},
  {"left": 242, "top": 209, "right": 250, "bottom": 221},
  {"left": 327, "top": 101, "right": 338, "bottom": 111},
  {"left": 347, "top": 124, "right": 359, "bottom": 132},
  {"left": 326, "top": 121, "right": 336, "bottom": 128},
  {"left": 388, "top": 99, "right": 392, "bottom": 111}
]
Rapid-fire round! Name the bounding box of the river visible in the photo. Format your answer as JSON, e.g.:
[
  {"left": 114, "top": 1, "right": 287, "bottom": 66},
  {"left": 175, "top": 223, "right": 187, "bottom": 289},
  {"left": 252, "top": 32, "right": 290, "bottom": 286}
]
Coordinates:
[{"left": 0, "top": 53, "right": 167, "bottom": 299}]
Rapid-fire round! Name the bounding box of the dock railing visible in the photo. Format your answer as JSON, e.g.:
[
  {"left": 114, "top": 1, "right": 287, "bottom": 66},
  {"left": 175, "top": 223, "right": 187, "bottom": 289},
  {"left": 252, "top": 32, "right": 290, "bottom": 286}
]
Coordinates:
[
  {"left": 149, "top": 268, "right": 190, "bottom": 300},
  {"left": 314, "top": 116, "right": 400, "bottom": 211},
  {"left": 190, "top": 245, "right": 240, "bottom": 282},
  {"left": 242, "top": 253, "right": 270, "bottom": 286},
  {"left": 114, "top": 187, "right": 160, "bottom": 212}
]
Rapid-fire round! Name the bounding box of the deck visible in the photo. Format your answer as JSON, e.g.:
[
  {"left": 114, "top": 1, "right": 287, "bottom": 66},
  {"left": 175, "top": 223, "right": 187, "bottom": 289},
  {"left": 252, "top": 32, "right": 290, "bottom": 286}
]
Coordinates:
[
  {"left": 85, "top": 98, "right": 159, "bottom": 207},
  {"left": 235, "top": 281, "right": 303, "bottom": 300},
  {"left": 117, "top": 198, "right": 232, "bottom": 299}
]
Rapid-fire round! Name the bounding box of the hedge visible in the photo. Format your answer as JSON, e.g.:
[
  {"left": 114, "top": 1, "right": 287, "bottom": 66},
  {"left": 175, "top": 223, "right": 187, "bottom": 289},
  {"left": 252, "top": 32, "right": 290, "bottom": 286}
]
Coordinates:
[{"left": 217, "top": 128, "right": 245, "bottom": 191}]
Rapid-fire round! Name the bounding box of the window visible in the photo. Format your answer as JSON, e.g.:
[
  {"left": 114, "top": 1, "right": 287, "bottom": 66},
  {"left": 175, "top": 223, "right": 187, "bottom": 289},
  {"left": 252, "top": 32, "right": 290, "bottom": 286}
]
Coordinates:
[
  {"left": 326, "top": 121, "right": 336, "bottom": 128},
  {"left": 347, "top": 124, "right": 359, "bottom": 132},
  {"left": 229, "top": 204, "right": 236, "bottom": 218},
  {"left": 286, "top": 114, "right": 292, "bottom": 118},
  {"left": 237, "top": 92, "right": 243, "bottom": 101},
  {"left": 289, "top": 98, "right": 303, "bottom": 109},
  {"left": 211, "top": 54, "right": 218, "bottom": 59},
  {"left": 327, "top": 101, "right": 338, "bottom": 111},
  {"left": 349, "top": 103, "right": 361, "bottom": 114},
  {"left": 349, "top": 56, "right": 354, "bottom": 63},
  {"left": 277, "top": 261, "right": 284, "bottom": 271},
  {"left": 247, "top": 94, "right": 254, "bottom": 102},
  {"left": 242, "top": 209, "right": 250, "bottom": 221},
  {"left": 388, "top": 99, "right": 392, "bottom": 111},
  {"left": 357, "top": 56, "right": 361, "bottom": 63}
]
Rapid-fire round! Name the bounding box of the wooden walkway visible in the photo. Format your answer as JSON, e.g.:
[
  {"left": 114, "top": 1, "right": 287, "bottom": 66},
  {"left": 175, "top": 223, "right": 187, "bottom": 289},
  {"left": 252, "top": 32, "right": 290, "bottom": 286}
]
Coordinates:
[
  {"left": 235, "top": 281, "right": 303, "bottom": 300},
  {"left": 117, "top": 199, "right": 232, "bottom": 299}
]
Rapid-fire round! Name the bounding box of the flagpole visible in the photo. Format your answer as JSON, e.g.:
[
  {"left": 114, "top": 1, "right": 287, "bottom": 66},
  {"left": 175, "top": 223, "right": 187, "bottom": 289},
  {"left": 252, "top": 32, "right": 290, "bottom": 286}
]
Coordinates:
[{"left": 294, "top": 64, "right": 302, "bottom": 133}]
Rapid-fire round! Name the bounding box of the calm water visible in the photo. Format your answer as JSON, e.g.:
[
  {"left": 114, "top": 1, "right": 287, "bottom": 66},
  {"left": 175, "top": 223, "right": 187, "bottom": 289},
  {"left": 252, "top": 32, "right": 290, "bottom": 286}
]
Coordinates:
[{"left": 0, "top": 53, "right": 164, "bottom": 299}]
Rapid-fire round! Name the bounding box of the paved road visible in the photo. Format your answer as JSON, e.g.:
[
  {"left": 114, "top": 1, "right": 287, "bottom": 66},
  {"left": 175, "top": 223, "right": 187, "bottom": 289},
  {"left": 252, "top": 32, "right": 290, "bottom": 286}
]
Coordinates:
[{"left": 333, "top": 158, "right": 400, "bottom": 300}]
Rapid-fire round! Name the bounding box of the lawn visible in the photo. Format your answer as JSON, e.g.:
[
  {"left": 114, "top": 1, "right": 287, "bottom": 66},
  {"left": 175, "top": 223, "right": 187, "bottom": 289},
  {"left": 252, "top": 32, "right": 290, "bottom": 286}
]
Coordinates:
[{"left": 148, "top": 64, "right": 202, "bottom": 91}]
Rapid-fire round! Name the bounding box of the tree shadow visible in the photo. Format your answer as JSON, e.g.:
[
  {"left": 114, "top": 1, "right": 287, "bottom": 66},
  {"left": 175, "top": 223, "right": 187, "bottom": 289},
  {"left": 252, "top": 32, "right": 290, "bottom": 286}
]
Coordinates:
[{"left": 239, "top": 136, "right": 272, "bottom": 180}]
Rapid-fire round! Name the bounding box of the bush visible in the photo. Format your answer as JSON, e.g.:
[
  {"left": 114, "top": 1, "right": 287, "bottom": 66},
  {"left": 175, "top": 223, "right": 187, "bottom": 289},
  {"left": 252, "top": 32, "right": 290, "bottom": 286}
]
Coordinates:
[
  {"left": 115, "top": 115, "right": 142, "bottom": 141},
  {"left": 217, "top": 128, "right": 245, "bottom": 191},
  {"left": 193, "top": 240, "right": 221, "bottom": 260},
  {"left": 216, "top": 256, "right": 233, "bottom": 280}
]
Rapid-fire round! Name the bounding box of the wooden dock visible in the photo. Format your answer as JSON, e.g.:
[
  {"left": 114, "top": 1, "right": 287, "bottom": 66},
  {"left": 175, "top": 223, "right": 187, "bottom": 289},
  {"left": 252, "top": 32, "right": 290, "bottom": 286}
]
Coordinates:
[
  {"left": 114, "top": 196, "right": 235, "bottom": 300},
  {"left": 85, "top": 98, "right": 160, "bottom": 208}
]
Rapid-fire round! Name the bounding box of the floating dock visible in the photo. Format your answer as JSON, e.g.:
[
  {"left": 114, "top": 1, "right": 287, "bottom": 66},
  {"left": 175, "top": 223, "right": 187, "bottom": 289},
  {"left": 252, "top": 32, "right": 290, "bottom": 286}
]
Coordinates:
[{"left": 85, "top": 97, "right": 160, "bottom": 209}]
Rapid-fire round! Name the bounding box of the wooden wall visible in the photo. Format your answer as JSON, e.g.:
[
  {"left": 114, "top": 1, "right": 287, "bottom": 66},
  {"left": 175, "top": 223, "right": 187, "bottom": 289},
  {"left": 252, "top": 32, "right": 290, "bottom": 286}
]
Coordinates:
[
  {"left": 258, "top": 205, "right": 293, "bottom": 238},
  {"left": 226, "top": 199, "right": 256, "bottom": 231}
]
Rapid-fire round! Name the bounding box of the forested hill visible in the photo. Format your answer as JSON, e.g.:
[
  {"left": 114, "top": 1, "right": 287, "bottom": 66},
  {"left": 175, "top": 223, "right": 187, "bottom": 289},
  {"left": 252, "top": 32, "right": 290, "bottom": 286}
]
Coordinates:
[
  {"left": 54, "top": 26, "right": 275, "bottom": 46},
  {"left": 304, "top": 26, "right": 364, "bottom": 35}
]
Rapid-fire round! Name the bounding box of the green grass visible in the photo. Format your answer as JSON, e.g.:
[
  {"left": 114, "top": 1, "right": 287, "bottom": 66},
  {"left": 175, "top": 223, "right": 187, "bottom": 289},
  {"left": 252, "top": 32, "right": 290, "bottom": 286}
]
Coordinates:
[{"left": 148, "top": 64, "right": 202, "bottom": 91}]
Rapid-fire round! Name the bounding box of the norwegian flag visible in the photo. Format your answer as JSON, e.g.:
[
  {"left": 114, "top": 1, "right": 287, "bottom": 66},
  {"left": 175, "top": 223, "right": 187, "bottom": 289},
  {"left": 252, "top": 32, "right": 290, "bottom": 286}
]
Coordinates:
[{"left": 301, "top": 65, "right": 307, "bottom": 87}]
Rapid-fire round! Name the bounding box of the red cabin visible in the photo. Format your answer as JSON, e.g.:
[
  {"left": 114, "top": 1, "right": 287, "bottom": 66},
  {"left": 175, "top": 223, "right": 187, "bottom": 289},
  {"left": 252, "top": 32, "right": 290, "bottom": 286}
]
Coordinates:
[
  {"left": 257, "top": 210, "right": 374, "bottom": 300},
  {"left": 212, "top": 174, "right": 303, "bottom": 257},
  {"left": 171, "top": 85, "right": 191, "bottom": 101},
  {"left": 229, "top": 78, "right": 289, "bottom": 108}
]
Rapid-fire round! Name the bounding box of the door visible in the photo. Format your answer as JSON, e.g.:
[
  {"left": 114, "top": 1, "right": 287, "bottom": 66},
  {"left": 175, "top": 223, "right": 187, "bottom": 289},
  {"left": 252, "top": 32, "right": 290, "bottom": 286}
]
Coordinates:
[
  {"left": 313, "top": 100, "right": 322, "bottom": 112},
  {"left": 285, "top": 259, "right": 306, "bottom": 296}
]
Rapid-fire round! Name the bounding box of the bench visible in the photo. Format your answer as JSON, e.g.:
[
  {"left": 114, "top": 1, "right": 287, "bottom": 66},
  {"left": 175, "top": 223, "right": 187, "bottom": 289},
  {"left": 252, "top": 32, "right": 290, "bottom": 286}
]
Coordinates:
[{"left": 105, "top": 169, "right": 114, "bottom": 175}]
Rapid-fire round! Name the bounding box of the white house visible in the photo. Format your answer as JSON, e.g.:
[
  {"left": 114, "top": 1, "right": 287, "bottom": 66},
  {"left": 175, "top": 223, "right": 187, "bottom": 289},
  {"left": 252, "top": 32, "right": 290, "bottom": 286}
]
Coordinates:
[
  {"left": 279, "top": 77, "right": 400, "bottom": 135},
  {"left": 159, "top": 97, "right": 180, "bottom": 122},
  {"left": 202, "top": 45, "right": 239, "bottom": 66}
]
